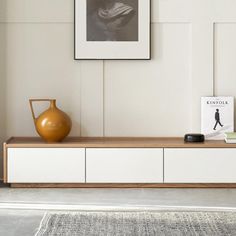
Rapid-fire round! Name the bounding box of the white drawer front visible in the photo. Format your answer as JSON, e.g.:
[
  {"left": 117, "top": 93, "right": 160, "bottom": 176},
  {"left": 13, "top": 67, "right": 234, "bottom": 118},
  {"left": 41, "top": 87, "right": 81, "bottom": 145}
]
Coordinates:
[
  {"left": 86, "top": 148, "right": 163, "bottom": 183},
  {"left": 165, "top": 148, "right": 236, "bottom": 183},
  {"left": 8, "top": 148, "right": 85, "bottom": 183}
]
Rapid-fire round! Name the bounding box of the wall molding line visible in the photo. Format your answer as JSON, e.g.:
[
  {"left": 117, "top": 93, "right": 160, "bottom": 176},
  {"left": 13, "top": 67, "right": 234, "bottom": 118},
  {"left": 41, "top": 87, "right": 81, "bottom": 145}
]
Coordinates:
[
  {"left": 0, "top": 22, "right": 73, "bottom": 24},
  {"left": 102, "top": 60, "right": 105, "bottom": 137},
  {"left": 0, "top": 202, "right": 235, "bottom": 212},
  {"left": 213, "top": 22, "right": 216, "bottom": 96}
]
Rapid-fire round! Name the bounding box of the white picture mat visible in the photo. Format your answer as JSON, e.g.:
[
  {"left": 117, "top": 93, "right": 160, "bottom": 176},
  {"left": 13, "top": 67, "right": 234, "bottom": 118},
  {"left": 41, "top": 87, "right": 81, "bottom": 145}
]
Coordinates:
[{"left": 75, "top": 0, "right": 150, "bottom": 59}]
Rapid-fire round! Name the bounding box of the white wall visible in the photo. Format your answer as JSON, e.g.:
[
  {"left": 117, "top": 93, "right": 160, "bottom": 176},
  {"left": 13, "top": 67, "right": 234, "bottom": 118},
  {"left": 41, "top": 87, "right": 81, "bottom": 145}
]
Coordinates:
[{"left": 1, "top": 0, "right": 236, "bottom": 178}]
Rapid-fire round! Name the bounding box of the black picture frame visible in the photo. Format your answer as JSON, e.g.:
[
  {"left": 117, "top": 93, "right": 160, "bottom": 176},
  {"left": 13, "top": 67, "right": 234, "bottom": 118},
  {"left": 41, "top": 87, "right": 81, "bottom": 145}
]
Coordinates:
[{"left": 74, "top": 0, "right": 151, "bottom": 60}]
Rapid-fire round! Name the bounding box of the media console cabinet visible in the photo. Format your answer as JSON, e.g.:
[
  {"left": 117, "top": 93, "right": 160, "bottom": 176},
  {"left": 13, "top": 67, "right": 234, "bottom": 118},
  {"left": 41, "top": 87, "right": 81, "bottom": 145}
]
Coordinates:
[{"left": 3, "top": 137, "right": 236, "bottom": 188}]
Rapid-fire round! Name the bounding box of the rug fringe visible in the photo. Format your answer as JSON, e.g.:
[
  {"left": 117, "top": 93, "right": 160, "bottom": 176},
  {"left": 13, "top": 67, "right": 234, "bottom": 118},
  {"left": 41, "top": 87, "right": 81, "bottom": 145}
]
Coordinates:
[{"left": 34, "top": 212, "right": 50, "bottom": 236}]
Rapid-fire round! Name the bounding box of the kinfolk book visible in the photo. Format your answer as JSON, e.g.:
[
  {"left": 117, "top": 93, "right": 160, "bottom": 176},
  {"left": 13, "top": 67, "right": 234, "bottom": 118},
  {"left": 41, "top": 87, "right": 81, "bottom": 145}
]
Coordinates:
[{"left": 201, "top": 97, "right": 234, "bottom": 140}]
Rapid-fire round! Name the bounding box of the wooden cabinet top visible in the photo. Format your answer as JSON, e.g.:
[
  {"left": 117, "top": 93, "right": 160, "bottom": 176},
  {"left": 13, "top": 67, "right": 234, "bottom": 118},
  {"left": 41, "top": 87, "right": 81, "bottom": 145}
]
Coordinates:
[{"left": 4, "top": 137, "right": 236, "bottom": 148}]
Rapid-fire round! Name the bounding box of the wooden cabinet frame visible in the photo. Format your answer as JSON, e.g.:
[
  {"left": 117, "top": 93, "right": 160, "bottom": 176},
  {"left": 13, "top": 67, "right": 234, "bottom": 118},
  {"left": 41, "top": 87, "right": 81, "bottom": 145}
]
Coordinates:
[{"left": 3, "top": 137, "right": 236, "bottom": 188}]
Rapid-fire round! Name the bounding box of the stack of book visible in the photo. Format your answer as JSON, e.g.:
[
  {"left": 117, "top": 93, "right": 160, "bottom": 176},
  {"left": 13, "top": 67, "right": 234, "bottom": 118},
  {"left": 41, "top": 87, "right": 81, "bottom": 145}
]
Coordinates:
[{"left": 225, "top": 132, "right": 236, "bottom": 143}]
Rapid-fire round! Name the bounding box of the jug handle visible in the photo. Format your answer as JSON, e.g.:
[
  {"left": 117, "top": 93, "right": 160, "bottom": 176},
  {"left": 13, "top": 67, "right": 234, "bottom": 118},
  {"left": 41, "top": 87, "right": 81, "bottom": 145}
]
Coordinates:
[{"left": 29, "top": 99, "right": 53, "bottom": 123}]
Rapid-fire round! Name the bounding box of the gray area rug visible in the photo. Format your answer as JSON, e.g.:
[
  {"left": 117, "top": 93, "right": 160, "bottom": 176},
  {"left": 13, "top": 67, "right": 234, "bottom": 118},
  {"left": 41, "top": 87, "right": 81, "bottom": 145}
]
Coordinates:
[{"left": 35, "top": 211, "right": 236, "bottom": 236}]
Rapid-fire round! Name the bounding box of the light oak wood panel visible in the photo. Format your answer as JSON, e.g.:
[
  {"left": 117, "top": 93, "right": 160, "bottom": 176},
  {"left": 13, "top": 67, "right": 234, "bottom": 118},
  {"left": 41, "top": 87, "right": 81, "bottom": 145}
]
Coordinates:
[
  {"left": 10, "top": 183, "right": 236, "bottom": 188},
  {"left": 6, "top": 137, "right": 236, "bottom": 148}
]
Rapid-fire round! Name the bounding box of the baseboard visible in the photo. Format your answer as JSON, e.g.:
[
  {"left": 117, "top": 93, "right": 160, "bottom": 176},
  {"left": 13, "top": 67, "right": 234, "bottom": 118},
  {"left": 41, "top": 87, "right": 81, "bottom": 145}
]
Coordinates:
[{"left": 0, "top": 203, "right": 236, "bottom": 212}]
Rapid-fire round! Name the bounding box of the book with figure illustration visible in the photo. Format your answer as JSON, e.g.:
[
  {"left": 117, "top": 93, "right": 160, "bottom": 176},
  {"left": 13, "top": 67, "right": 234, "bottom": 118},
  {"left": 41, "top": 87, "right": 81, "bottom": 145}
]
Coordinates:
[{"left": 201, "top": 97, "right": 234, "bottom": 140}]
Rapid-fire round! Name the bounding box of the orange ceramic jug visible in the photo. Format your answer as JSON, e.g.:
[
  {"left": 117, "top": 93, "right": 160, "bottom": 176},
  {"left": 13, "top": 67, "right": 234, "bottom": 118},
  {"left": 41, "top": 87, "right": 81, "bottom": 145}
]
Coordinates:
[{"left": 29, "top": 99, "right": 72, "bottom": 142}]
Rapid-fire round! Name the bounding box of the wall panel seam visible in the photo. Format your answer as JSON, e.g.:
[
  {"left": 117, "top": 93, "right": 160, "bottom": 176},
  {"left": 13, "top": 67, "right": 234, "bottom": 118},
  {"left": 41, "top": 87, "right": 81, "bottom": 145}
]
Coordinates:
[
  {"left": 163, "top": 148, "right": 165, "bottom": 183},
  {"left": 79, "top": 63, "right": 82, "bottom": 137},
  {"left": 85, "top": 148, "right": 86, "bottom": 183},
  {"left": 0, "top": 22, "right": 73, "bottom": 24},
  {"left": 213, "top": 22, "right": 236, "bottom": 24},
  {"left": 0, "top": 22, "right": 192, "bottom": 25},
  {"left": 103, "top": 60, "right": 105, "bottom": 137},
  {"left": 213, "top": 22, "right": 216, "bottom": 96}
]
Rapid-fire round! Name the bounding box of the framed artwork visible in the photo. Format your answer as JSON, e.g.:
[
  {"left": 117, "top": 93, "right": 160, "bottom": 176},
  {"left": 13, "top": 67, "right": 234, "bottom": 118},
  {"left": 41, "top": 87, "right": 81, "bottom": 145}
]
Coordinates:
[{"left": 74, "top": 0, "right": 150, "bottom": 60}]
